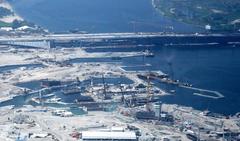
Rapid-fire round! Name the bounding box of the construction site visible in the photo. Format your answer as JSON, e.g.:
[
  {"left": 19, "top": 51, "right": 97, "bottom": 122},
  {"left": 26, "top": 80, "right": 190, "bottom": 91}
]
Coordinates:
[{"left": 0, "top": 33, "right": 240, "bottom": 141}]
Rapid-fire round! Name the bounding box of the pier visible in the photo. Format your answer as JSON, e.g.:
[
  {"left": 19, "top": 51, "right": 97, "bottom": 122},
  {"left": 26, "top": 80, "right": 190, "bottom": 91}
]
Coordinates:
[
  {"left": 138, "top": 73, "right": 225, "bottom": 99},
  {"left": 181, "top": 86, "right": 224, "bottom": 99}
]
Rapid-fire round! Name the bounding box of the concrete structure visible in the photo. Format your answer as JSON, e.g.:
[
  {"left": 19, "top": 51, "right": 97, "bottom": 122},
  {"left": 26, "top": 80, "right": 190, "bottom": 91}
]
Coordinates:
[
  {"left": 1, "top": 32, "right": 240, "bottom": 49},
  {"left": 81, "top": 131, "right": 137, "bottom": 141},
  {"left": 6, "top": 40, "right": 52, "bottom": 48}
]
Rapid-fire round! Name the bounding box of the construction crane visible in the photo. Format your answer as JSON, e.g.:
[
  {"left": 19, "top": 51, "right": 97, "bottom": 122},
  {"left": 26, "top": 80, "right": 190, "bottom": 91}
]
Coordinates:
[
  {"left": 119, "top": 83, "right": 125, "bottom": 104},
  {"left": 101, "top": 74, "right": 108, "bottom": 99},
  {"left": 39, "top": 89, "right": 44, "bottom": 107},
  {"left": 145, "top": 73, "right": 154, "bottom": 112},
  {"left": 90, "top": 76, "right": 94, "bottom": 95},
  {"left": 135, "top": 73, "right": 156, "bottom": 120}
]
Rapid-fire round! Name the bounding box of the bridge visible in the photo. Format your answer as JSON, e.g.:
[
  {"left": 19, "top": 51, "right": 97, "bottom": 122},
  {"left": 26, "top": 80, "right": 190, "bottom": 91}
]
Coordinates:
[
  {"left": 0, "top": 32, "right": 239, "bottom": 48},
  {"left": 5, "top": 40, "right": 51, "bottom": 48}
]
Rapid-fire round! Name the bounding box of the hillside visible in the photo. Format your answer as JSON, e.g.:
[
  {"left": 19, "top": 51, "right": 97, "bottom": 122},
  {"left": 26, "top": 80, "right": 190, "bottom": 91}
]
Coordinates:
[
  {"left": 0, "top": 0, "right": 23, "bottom": 28},
  {"left": 153, "top": 0, "right": 240, "bottom": 32}
]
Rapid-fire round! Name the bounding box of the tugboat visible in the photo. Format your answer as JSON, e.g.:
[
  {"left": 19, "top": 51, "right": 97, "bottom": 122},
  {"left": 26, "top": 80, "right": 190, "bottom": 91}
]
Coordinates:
[{"left": 143, "top": 49, "right": 154, "bottom": 57}]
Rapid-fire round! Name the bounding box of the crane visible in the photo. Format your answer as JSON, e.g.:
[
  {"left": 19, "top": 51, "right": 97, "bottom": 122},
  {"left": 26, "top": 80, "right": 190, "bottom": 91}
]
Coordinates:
[{"left": 145, "top": 73, "right": 154, "bottom": 112}]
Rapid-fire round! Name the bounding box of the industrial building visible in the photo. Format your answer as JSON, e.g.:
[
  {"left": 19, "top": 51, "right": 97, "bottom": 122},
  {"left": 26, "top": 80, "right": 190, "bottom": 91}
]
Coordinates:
[{"left": 81, "top": 131, "right": 137, "bottom": 141}]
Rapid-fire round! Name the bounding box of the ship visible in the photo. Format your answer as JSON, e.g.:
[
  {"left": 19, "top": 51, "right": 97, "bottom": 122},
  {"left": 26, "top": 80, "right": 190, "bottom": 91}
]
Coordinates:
[{"left": 143, "top": 49, "right": 154, "bottom": 57}]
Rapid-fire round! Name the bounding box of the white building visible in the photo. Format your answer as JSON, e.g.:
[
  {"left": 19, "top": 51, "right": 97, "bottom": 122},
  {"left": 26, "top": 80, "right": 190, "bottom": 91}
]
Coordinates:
[{"left": 81, "top": 131, "right": 137, "bottom": 141}]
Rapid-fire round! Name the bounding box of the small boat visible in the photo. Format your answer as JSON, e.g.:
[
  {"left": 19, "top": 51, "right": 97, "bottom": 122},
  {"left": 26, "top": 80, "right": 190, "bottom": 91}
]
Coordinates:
[
  {"left": 31, "top": 97, "right": 41, "bottom": 104},
  {"left": 46, "top": 97, "right": 61, "bottom": 103},
  {"left": 182, "top": 83, "right": 193, "bottom": 87},
  {"left": 143, "top": 49, "right": 154, "bottom": 57}
]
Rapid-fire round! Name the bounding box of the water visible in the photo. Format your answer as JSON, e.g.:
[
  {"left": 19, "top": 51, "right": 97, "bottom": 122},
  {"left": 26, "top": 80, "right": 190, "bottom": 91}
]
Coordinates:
[
  {"left": 82, "top": 45, "right": 240, "bottom": 115},
  {"left": 10, "top": 0, "right": 203, "bottom": 33},
  {"left": 69, "top": 58, "right": 122, "bottom": 63},
  {"left": 6, "top": 0, "right": 240, "bottom": 115},
  {"left": 16, "top": 80, "right": 42, "bottom": 90},
  {"left": 91, "top": 77, "right": 134, "bottom": 85},
  {"left": 1, "top": 77, "right": 133, "bottom": 107},
  {"left": 1, "top": 46, "right": 240, "bottom": 115}
]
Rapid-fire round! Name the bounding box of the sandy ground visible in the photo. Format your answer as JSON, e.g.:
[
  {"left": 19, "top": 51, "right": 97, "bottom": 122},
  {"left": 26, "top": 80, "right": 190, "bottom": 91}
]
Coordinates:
[
  {"left": 0, "top": 83, "right": 23, "bottom": 102},
  {"left": 0, "top": 47, "right": 143, "bottom": 82},
  {"left": 0, "top": 45, "right": 239, "bottom": 141},
  {"left": 0, "top": 104, "right": 239, "bottom": 141},
  {"left": 0, "top": 105, "right": 191, "bottom": 141},
  {"left": 0, "top": 53, "right": 33, "bottom": 66},
  {"left": 0, "top": 46, "right": 158, "bottom": 104}
]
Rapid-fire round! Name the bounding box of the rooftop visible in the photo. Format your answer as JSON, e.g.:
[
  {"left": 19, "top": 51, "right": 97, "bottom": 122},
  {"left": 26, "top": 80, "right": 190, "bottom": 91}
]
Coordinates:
[{"left": 81, "top": 131, "right": 137, "bottom": 140}]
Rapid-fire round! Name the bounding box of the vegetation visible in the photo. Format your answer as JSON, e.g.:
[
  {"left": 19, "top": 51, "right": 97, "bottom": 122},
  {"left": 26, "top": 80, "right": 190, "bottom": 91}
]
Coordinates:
[
  {"left": 0, "top": 21, "right": 11, "bottom": 27},
  {"left": 11, "top": 19, "right": 35, "bottom": 29},
  {"left": 0, "top": 7, "right": 13, "bottom": 18},
  {"left": 153, "top": 0, "right": 240, "bottom": 32},
  {"left": 0, "top": 19, "right": 35, "bottom": 29}
]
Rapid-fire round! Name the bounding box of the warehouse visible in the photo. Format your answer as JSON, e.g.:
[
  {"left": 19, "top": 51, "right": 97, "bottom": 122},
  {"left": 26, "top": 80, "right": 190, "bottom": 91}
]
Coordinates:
[{"left": 81, "top": 131, "right": 137, "bottom": 141}]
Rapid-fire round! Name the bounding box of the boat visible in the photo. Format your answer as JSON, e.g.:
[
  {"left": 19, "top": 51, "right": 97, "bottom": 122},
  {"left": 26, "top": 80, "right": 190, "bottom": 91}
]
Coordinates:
[
  {"left": 31, "top": 97, "right": 41, "bottom": 104},
  {"left": 143, "top": 49, "right": 154, "bottom": 57},
  {"left": 46, "top": 97, "right": 61, "bottom": 103},
  {"left": 181, "top": 83, "right": 193, "bottom": 87}
]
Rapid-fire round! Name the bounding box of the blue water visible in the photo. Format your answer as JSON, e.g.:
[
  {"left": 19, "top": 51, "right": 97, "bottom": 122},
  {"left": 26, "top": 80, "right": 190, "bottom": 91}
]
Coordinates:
[
  {"left": 10, "top": 0, "right": 203, "bottom": 33},
  {"left": 91, "top": 77, "right": 134, "bottom": 85},
  {"left": 82, "top": 45, "right": 240, "bottom": 115},
  {"left": 16, "top": 80, "right": 42, "bottom": 90},
  {"left": 69, "top": 58, "right": 122, "bottom": 63},
  {"left": 6, "top": 0, "right": 240, "bottom": 115},
  {"left": 1, "top": 47, "right": 240, "bottom": 115},
  {"left": 2, "top": 77, "right": 132, "bottom": 107}
]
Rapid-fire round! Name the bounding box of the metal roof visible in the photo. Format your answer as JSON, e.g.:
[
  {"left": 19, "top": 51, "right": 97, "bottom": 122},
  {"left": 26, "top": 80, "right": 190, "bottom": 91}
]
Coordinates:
[{"left": 81, "top": 131, "right": 137, "bottom": 140}]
